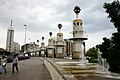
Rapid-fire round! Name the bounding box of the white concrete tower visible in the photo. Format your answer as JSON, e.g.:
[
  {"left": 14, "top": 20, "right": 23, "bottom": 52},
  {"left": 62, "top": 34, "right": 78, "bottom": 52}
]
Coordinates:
[
  {"left": 6, "top": 20, "right": 14, "bottom": 53},
  {"left": 36, "top": 40, "right": 40, "bottom": 56},
  {"left": 47, "top": 32, "right": 55, "bottom": 57},
  {"left": 70, "top": 6, "right": 87, "bottom": 60},
  {"left": 40, "top": 37, "right": 46, "bottom": 57},
  {"left": 55, "top": 24, "right": 65, "bottom": 58}
]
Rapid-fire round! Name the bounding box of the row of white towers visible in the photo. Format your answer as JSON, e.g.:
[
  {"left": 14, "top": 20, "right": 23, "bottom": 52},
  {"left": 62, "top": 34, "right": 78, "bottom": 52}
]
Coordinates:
[
  {"left": 40, "top": 6, "right": 87, "bottom": 59},
  {"left": 47, "top": 24, "right": 65, "bottom": 58}
]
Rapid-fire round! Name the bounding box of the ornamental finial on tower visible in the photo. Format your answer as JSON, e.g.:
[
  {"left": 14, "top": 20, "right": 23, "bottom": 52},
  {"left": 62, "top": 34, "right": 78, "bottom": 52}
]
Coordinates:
[
  {"left": 58, "top": 24, "right": 62, "bottom": 33},
  {"left": 49, "top": 32, "right": 52, "bottom": 37},
  {"left": 73, "top": 6, "right": 81, "bottom": 19},
  {"left": 42, "top": 36, "right": 44, "bottom": 41}
]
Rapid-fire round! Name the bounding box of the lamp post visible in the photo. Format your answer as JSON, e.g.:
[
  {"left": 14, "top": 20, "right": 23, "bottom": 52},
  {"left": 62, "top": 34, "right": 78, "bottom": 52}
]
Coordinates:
[{"left": 24, "top": 24, "right": 27, "bottom": 53}]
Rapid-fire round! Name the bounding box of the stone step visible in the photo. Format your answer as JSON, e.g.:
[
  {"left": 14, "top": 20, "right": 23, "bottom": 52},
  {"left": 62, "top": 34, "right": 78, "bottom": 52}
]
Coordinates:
[
  {"left": 62, "top": 70, "right": 96, "bottom": 74},
  {"left": 61, "top": 65, "right": 97, "bottom": 70}
]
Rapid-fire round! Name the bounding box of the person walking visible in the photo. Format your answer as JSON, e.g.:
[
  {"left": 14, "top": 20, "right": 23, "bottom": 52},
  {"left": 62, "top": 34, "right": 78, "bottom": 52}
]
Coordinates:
[
  {"left": 0, "top": 58, "right": 3, "bottom": 74},
  {"left": 12, "top": 54, "right": 19, "bottom": 73},
  {"left": 1, "top": 55, "right": 7, "bottom": 73}
]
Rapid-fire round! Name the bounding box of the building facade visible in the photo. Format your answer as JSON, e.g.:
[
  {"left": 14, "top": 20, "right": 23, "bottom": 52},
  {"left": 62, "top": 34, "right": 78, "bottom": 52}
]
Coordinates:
[
  {"left": 12, "top": 41, "right": 20, "bottom": 53},
  {"left": 6, "top": 21, "right": 14, "bottom": 53},
  {"left": 64, "top": 39, "right": 72, "bottom": 57},
  {"left": 21, "top": 42, "right": 40, "bottom": 57}
]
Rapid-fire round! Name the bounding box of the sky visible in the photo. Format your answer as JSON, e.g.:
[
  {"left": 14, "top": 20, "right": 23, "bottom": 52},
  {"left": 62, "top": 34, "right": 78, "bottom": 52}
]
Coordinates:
[{"left": 0, "top": 0, "right": 116, "bottom": 50}]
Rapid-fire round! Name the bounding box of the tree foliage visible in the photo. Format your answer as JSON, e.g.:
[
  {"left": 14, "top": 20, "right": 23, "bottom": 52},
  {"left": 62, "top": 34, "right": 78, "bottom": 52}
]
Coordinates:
[
  {"left": 96, "top": 0, "right": 120, "bottom": 73},
  {"left": 96, "top": 37, "right": 111, "bottom": 59},
  {"left": 85, "top": 47, "right": 98, "bottom": 59},
  {"left": 104, "top": 0, "right": 120, "bottom": 32},
  {"left": 97, "top": 33, "right": 120, "bottom": 73},
  {"left": 108, "top": 33, "right": 120, "bottom": 73}
]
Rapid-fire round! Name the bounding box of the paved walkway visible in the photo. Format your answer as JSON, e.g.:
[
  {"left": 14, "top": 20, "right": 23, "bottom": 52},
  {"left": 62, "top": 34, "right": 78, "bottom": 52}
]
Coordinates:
[{"left": 0, "top": 57, "right": 52, "bottom": 80}]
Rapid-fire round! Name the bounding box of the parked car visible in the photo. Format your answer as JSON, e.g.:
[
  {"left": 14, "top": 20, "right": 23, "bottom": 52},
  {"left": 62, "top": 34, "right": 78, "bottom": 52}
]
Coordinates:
[
  {"left": 18, "top": 54, "right": 25, "bottom": 60},
  {"left": 0, "top": 55, "right": 2, "bottom": 60},
  {"left": 6, "top": 54, "right": 13, "bottom": 63},
  {"left": 24, "top": 53, "right": 30, "bottom": 59}
]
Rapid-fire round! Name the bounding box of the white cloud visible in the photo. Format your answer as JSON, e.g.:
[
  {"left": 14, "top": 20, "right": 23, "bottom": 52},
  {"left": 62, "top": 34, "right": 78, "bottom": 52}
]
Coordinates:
[
  {"left": 86, "top": 29, "right": 116, "bottom": 50},
  {"left": 0, "top": 0, "right": 115, "bottom": 51}
]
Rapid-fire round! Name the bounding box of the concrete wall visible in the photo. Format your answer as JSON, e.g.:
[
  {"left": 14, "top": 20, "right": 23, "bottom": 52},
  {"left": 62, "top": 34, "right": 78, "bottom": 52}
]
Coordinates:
[
  {"left": 44, "top": 59, "right": 64, "bottom": 80},
  {"left": 44, "top": 59, "right": 77, "bottom": 80}
]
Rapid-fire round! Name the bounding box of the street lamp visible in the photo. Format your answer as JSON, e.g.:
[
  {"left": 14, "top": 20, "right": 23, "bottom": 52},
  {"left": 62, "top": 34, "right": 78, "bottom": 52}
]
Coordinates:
[{"left": 24, "top": 24, "right": 27, "bottom": 53}]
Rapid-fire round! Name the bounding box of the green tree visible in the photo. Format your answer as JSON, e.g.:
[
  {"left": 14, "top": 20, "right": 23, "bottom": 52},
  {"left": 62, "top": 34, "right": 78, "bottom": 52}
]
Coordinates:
[
  {"left": 85, "top": 47, "right": 98, "bottom": 63},
  {"left": 108, "top": 33, "right": 120, "bottom": 73},
  {"left": 104, "top": 0, "right": 120, "bottom": 32},
  {"left": 97, "top": 0, "right": 120, "bottom": 73},
  {"left": 96, "top": 37, "right": 111, "bottom": 59},
  {"left": 97, "top": 33, "right": 120, "bottom": 73}
]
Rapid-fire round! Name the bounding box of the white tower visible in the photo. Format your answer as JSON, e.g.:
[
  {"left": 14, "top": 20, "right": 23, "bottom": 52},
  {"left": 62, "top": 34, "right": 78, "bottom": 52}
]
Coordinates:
[
  {"left": 40, "top": 37, "right": 46, "bottom": 57},
  {"left": 6, "top": 20, "right": 14, "bottom": 53},
  {"left": 36, "top": 40, "right": 40, "bottom": 56},
  {"left": 47, "top": 32, "right": 55, "bottom": 57},
  {"left": 70, "top": 6, "right": 87, "bottom": 60},
  {"left": 55, "top": 24, "right": 65, "bottom": 58}
]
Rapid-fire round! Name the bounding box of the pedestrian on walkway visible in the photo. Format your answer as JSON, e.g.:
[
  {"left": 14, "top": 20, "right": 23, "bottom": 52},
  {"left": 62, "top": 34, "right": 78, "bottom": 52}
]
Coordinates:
[
  {"left": 0, "top": 58, "right": 3, "bottom": 74},
  {"left": 12, "top": 54, "right": 19, "bottom": 73},
  {"left": 1, "top": 55, "right": 7, "bottom": 73}
]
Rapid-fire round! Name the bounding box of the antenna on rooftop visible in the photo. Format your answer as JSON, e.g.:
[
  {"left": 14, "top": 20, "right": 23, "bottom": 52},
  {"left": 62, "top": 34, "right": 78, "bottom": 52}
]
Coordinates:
[{"left": 10, "top": 20, "right": 13, "bottom": 27}]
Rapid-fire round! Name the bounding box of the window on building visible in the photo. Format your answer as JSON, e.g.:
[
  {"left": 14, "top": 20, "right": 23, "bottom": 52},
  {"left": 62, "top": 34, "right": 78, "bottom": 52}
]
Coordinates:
[
  {"left": 77, "top": 22, "right": 79, "bottom": 26},
  {"left": 73, "top": 23, "right": 76, "bottom": 26},
  {"left": 59, "top": 35, "right": 61, "bottom": 37},
  {"left": 80, "top": 23, "right": 82, "bottom": 25},
  {"left": 73, "top": 32, "right": 75, "bottom": 35}
]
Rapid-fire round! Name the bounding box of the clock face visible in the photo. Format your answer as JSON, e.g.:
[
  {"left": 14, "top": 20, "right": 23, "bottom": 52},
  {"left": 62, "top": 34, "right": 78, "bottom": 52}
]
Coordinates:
[{"left": 74, "top": 6, "right": 81, "bottom": 14}]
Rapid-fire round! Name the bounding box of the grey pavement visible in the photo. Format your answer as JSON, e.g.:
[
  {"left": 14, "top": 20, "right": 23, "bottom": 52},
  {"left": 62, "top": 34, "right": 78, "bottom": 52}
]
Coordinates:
[{"left": 0, "top": 57, "right": 52, "bottom": 80}]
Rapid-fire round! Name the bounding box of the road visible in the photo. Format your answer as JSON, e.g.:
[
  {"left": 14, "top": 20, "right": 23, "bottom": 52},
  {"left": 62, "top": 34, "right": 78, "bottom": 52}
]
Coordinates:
[{"left": 0, "top": 57, "right": 52, "bottom": 80}]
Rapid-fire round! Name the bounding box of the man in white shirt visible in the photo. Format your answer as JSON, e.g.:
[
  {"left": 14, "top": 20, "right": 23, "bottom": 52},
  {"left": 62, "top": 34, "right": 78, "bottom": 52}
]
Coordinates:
[{"left": 12, "top": 54, "right": 19, "bottom": 74}]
